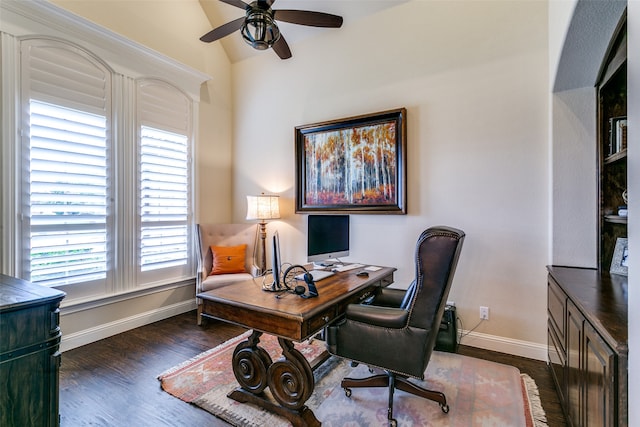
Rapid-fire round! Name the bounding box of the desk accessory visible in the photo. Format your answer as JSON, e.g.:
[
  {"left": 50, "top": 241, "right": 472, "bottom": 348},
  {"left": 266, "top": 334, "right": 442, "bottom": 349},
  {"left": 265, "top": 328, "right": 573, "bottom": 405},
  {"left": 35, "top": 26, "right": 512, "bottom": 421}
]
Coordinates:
[{"left": 282, "top": 264, "right": 318, "bottom": 298}]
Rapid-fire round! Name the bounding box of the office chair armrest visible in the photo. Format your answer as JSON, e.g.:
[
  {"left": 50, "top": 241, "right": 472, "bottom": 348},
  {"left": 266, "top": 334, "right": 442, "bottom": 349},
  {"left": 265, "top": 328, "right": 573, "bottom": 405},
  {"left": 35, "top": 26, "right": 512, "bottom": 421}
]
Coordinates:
[
  {"left": 345, "top": 303, "right": 409, "bottom": 329},
  {"left": 367, "top": 288, "right": 406, "bottom": 307}
]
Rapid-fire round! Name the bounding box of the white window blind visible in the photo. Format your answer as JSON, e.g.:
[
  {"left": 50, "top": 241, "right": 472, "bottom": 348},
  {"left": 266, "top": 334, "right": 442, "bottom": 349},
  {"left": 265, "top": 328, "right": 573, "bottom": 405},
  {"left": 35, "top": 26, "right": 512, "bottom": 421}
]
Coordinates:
[
  {"left": 21, "top": 40, "right": 111, "bottom": 289},
  {"left": 140, "top": 126, "right": 188, "bottom": 271},
  {"left": 28, "top": 101, "right": 108, "bottom": 286},
  {"left": 137, "top": 80, "right": 192, "bottom": 281}
]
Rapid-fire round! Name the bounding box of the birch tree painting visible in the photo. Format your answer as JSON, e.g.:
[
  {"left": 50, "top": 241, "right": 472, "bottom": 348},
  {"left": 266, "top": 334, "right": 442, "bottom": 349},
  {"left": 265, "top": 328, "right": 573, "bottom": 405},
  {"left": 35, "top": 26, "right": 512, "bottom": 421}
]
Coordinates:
[
  {"left": 303, "top": 122, "right": 398, "bottom": 207},
  {"left": 296, "top": 108, "right": 406, "bottom": 213}
]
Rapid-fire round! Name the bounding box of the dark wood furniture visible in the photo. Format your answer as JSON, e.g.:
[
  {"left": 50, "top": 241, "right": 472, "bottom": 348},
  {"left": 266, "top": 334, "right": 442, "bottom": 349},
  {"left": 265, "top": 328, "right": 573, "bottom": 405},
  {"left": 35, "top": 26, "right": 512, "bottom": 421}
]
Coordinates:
[
  {"left": 598, "top": 17, "right": 627, "bottom": 270},
  {"left": 1, "top": 274, "right": 66, "bottom": 427},
  {"left": 547, "top": 266, "right": 627, "bottom": 427},
  {"left": 198, "top": 265, "right": 395, "bottom": 427}
]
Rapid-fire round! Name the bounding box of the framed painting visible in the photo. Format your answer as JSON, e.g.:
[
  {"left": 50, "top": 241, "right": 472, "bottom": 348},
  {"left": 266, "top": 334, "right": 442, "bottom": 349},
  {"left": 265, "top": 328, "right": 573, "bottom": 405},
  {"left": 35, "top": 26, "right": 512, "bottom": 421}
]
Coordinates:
[{"left": 295, "top": 108, "right": 407, "bottom": 214}]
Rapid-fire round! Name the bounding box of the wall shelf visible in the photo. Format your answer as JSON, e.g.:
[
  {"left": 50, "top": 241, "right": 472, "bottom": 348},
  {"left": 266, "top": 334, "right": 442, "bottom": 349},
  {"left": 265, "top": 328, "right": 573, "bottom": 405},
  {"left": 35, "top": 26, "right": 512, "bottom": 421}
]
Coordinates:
[
  {"left": 604, "top": 148, "right": 627, "bottom": 165},
  {"left": 604, "top": 215, "right": 627, "bottom": 225}
]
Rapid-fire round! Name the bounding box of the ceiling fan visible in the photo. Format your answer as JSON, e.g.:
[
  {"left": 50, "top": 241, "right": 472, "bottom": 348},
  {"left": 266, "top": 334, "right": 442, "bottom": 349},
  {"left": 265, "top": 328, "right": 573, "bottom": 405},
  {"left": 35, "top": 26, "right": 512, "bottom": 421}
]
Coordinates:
[{"left": 200, "top": 0, "right": 343, "bottom": 60}]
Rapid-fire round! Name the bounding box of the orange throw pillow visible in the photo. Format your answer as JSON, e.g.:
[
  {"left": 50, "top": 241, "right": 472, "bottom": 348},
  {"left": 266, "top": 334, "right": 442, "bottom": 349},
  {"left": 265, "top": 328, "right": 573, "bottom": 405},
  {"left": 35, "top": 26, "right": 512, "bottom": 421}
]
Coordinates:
[{"left": 210, "top": 244, "right": 247, "bottom": 275}]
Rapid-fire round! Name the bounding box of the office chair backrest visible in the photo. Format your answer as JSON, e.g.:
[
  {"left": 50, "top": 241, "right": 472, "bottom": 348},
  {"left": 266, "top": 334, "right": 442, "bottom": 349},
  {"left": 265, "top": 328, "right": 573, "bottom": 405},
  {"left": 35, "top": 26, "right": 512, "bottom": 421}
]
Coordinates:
[{"left": 406, "top": 226, "right": 465, "bottom": 358}]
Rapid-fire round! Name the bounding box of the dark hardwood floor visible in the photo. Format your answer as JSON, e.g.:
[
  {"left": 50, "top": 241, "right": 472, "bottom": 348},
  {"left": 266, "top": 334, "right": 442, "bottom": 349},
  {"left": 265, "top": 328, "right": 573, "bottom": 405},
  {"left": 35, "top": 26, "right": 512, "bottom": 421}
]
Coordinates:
[{"left": 59, "top": 311, "right": 567, "bottom": 426}]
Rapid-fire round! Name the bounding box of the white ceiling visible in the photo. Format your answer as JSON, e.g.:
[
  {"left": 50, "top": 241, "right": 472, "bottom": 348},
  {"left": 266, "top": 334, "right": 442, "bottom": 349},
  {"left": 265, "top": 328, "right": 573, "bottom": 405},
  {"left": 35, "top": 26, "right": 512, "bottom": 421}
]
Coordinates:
[{"left": 198, "top": 0, "right": 406, "bottom": 63}]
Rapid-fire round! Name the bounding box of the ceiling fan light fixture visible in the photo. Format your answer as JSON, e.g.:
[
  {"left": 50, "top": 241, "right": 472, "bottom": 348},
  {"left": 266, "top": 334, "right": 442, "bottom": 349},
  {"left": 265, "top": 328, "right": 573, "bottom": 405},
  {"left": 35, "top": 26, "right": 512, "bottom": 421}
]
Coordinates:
[{"left": 241, "top": 11, "right": 280, "bottom": 50}]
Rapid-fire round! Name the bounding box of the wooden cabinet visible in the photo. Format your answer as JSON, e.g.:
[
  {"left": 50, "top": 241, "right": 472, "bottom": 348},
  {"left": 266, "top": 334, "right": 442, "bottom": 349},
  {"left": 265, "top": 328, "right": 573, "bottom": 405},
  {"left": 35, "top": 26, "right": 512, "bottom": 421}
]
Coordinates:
[
  {"left": 547, "top": 266, "right": 627, "bottom": 427},
  {"left": 598, "top": 19, "right": 627, "bottom": 270},
  {"left": 1, "top": 274, "right": 65, "bottom": 427}
]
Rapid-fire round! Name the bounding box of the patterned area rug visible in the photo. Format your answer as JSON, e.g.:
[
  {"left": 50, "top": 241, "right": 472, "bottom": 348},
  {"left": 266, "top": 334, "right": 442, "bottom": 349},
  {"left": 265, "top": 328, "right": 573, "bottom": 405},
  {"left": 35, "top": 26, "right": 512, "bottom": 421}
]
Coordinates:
[{"left": 158, "top": 332, "right": 547, "bottom": 426}]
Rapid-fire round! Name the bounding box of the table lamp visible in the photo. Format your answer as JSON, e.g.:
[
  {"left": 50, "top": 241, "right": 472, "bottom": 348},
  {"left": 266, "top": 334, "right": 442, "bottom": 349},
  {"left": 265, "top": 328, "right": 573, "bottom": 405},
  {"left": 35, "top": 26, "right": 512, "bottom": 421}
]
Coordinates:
[{"left": 246, "top": 193, "right": 280, "bottom": 273}]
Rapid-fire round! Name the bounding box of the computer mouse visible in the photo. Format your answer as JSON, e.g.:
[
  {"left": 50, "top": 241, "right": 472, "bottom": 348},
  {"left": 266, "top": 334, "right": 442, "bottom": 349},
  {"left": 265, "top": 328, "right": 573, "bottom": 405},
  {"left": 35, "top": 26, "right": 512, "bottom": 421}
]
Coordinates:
[{"left": 356, "top": 271, "right": 369, "bottom": 277}]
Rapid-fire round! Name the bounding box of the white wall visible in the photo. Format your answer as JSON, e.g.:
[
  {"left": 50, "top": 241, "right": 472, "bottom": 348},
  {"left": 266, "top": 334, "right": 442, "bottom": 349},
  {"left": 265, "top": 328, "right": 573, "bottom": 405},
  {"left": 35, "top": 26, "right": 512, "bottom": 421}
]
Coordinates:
[{"left": 232, "top": 0, "right": 549, "bottom": 358}]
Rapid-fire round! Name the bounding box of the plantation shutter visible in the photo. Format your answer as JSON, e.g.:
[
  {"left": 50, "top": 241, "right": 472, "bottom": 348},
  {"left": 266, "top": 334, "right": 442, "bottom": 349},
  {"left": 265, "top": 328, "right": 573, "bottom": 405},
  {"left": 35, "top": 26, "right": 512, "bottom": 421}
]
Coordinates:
[
  {"left": 137, "top": 80, "right": 192, "bottom": 281},
  {"left": 21, "top": 39, "right": 111, "bottom": 287}
]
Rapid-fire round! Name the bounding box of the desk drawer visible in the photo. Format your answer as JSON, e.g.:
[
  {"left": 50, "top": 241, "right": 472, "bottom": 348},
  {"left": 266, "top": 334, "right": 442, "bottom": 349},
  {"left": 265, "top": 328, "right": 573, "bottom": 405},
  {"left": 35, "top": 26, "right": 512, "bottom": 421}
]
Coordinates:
[
  {"left": 379, "top": 274, "right": 394, "bottom": 287},
  {"left": 306, "top": 307, "right": 337, "bottom": 336}
]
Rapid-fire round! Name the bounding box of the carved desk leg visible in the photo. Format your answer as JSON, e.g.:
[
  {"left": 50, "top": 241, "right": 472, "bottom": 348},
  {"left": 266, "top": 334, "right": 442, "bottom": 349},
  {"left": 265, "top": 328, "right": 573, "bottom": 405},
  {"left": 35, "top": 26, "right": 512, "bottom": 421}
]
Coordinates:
[
  {"left": 230, "top": 330, "right": 272, "bottom": 394},
  {"left": 228, "top": 331, "right": 321, "bottom": 427}
]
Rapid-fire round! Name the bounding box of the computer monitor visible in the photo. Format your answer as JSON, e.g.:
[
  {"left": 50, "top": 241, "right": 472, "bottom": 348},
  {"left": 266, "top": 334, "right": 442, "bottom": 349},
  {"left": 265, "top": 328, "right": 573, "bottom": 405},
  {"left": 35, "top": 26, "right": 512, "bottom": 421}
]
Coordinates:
[
  {"left": 271, "top": 230, "right": 281, "bottom": 289},
  {"left": 307, "top": 215, "right": 349, "bottom": 265}
]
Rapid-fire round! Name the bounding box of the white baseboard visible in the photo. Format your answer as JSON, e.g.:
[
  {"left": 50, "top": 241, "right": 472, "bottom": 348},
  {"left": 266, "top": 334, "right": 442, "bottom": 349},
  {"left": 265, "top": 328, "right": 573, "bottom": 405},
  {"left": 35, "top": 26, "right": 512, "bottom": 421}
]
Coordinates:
[
  {"left": 460, "top": 330, "right": 548, "bottom": 361},
  {"left": 60, "top": 299, "right": 196, "bottom": 352}
]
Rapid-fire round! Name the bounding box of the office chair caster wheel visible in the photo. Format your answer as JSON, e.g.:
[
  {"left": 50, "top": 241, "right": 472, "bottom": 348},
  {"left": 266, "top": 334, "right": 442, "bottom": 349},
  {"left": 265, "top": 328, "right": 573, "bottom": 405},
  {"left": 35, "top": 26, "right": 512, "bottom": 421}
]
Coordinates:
[
  {"left": 440, "top": 403, "right": 450, "bottom": 413},
  {"left": 389, "top": 419, "right": 397, "bottom": 427},
  {"left": 344, "top": 388, "right": 352, "bottom": 398}
]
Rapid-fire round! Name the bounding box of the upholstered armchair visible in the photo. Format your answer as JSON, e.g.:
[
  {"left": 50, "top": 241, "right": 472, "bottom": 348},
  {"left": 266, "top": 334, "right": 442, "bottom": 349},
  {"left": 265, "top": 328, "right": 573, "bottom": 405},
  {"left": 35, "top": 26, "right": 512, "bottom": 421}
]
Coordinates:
[
  {"left": 196, "top": 223, "right": 260, "bottom": 325},
  {"left": 326, "top": 226, "right": 465, "bottom": 427}
]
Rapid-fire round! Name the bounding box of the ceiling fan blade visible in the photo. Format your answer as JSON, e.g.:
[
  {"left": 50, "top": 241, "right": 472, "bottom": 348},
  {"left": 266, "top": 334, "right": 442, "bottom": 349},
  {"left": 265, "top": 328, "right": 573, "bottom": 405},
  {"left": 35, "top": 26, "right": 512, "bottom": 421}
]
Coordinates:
[
  {"left": 273, "top": 10, "right": 343, "bottom": 28},
  {"left": 272, "top": 35, "right": 292, "bottom": 60},
  {"left": 200, "top": 17, "right": 245, "bottom": 43},
  {"left": 219, "top": 0, "right": 250, "bottom": 10}
]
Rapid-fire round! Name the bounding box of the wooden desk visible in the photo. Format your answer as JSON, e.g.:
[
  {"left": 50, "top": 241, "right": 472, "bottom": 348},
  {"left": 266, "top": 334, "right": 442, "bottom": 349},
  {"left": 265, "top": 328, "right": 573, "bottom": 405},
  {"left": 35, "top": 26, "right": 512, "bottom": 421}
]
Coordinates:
[{"left": 198, "top": 265, "right": 395, "bottom": 426}]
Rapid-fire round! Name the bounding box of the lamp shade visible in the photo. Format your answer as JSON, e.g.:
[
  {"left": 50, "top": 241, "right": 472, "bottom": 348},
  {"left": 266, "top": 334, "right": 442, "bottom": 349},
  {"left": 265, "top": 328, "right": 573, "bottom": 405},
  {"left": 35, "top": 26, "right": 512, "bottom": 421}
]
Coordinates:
[{"left": 246, "top": 194, "right": 280, "bottom": 221}]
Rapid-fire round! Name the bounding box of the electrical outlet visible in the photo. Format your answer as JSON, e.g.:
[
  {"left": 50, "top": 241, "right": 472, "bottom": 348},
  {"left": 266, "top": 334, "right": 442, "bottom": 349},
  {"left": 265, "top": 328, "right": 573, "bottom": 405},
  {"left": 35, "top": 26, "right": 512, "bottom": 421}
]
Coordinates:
[
  {"left": 480, "top": 306, "right": 489, "bottom": 320},
  {"left": 446, "top": 300, "right": 455, "bottom": 307}
]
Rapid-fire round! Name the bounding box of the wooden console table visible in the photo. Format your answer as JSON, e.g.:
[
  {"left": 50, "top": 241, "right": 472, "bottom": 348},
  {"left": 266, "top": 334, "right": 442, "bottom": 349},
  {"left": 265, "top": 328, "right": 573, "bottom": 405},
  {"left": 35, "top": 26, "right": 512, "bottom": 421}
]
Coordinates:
[{"left": 198, "top": 265, "right": 395, "bottom": 427}]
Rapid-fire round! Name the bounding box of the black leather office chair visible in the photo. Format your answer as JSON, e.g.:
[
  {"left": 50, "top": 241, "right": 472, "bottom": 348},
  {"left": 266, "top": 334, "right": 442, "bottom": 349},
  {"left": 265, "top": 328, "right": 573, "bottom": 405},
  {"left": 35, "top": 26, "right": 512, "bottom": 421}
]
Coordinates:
[{"left": 326, "top": 226, "right": 465, "bottom": 427}]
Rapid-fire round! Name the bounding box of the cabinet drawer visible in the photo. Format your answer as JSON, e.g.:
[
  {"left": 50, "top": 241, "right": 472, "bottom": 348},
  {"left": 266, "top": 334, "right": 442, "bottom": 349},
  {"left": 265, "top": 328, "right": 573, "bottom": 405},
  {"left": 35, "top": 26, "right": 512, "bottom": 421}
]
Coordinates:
[
  {"left": 548, "top": 277, "right": 567, "bottom": 344},
  {"left": 0, "top": 303, "right": 61, "bottom": 354}
]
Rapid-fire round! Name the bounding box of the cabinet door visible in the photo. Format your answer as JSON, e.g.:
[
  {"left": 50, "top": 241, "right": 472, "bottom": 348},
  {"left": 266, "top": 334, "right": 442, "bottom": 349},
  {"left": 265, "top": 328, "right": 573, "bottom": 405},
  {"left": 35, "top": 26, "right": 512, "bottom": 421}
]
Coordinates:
[
  {"left": 0, "top": 345, "right": 59, "bottom": 427},
  {"left": 548, "top": 321, "right": 566, "bottom": 408},
  {"left": 584, "top": 322, "right": 615, "bottom": 427},
  {"left": 548, "top": 278, "right": 567, "bottom": 342},
  {"left": 567, "top": 301, "right": 583, "bottom": 427}
]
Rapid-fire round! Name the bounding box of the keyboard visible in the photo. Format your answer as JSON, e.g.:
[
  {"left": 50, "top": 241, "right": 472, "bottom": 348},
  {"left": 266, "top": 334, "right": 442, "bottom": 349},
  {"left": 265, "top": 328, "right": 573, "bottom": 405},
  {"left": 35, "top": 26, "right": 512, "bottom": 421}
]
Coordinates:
[
  {"left": 296, "top": 269, "right": 335, "bottom": 281},
  {"left": 334, "top": 263, "right": 364, "bottom": 272}
]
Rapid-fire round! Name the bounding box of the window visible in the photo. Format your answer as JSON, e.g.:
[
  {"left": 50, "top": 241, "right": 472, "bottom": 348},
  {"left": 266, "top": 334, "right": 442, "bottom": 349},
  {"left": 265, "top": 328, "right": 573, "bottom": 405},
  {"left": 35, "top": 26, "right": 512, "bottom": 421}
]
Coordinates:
[
  {"left": 28, "top": 100, "right": 108, "bottom": 286},
  {"left": 8, "top": 36, "right": 197, "bottom": 302},
  {"left": 137, "top": 80, "right": 193, "bottom": 283},
  {"left": 19, "top": 39, "right": 113, "bottom": 298},
  {"left": 2, "top": 1, "right": 209, "bottom": 305},
  {"left": 139, "top": 126, "right": 189, "bottom": 273}
]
